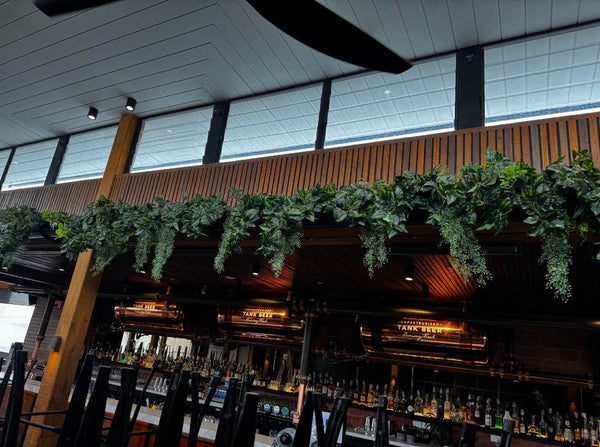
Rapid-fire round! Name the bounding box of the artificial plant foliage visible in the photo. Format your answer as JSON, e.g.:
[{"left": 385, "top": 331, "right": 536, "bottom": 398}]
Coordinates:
[
  {"left": 0, "top": 205, "right": 44, "bottom": 268},
  {"left": 3, "top": 148, "right": 600, "bottom": 302},
  {"left": 332, "top": 179, "right": 415, "bottom": 277}
]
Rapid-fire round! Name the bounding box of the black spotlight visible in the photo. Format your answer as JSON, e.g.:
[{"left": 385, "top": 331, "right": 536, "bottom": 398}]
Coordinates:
[
  {"left": 87, "top": 107, "right": 98, "bottom": 120},
  {"left": 125, "top": 97, "right": 136, "bottom": 111}
]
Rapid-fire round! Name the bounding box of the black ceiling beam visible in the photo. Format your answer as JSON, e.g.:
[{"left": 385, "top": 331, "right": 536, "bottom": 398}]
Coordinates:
[
  {"left": 203, "top": 101, "right": 230, "bottom": 164},
  {"left": 315, "top": 79, "right": 331, "bottom": 150},
  {"left": 455, "top": 46, "right": 484, "bottom": 130},
  {"left": 45, "top": 135, "right": 69, "bottom": 185},
  {"left": 0, "top": 147, "right": 16, "bottom": 190}
]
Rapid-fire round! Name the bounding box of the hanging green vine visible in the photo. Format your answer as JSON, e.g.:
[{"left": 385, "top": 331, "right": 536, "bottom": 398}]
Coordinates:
[
  {"left": 412, "top": 166, "right": 491, "bottom": 286},
  {"left": 332, "top": 179, "right": 416, "bottom": 277},
  {"left": 3, "top": 148, "right": 600, "bottom": 302},
  {"left": 0, "top": 205, "right": 44, "bottom": 268},
  {"left": 214, "top": 190, "right": 267, "bottom": 274}
]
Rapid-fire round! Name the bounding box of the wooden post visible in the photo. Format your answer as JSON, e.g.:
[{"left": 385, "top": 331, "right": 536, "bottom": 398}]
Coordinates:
[{"left": 23, "top": 114, "right": 138, "bottom": 447}]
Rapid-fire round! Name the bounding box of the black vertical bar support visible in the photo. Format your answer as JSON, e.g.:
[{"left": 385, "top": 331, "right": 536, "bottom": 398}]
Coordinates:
[
  {"left": 154, "top": 369, "right": 190, "bottom": 447},
  {"left": 57, "top": 352, "right": 95, "bottom": 447},
  {"left": 1, "top": 350, "right": 28, "bottom": 447},
  {"left": 299, "top": 313, "right": 316, "bottom": 377},
  {"left": 0, "top": 343, "right": 22, "bottom": 415},
  {"left": 374, "top": 396, "right": 389, "bottom": 447},
  {"left": 129, "top": 358, "right": 161, "bottom": 434},
  {"left": 75, "top": 365, "right": 111, "bottom": 447},
  {"left": 203, "top": 101, "right": 230, "bottom": 164},
  {"left": 0, "top": 147, "right": 16, "bottom": 191},
  {"left": 189, "top": 375, "right": 221, "bottom": 447},
  {"left": 455, "top": 45, "right": 484, "bottom": 130},
  {"left": 213, "top": 378, "right": 239, "bottom": 447},
  {"left": 312, "top": 393, "right": 326, "bottom": 447},
  {"left": 231, "top": 392, "right": 260, "bottom": 447},
  {"left": 45, "top": 135, "right": 69, "bottom": 185},
  {"left": 315, "top": 79, "right": 332, "bottom": 149},
  {"left": 105, "top": 367, "right": 137, "bottom": 447},
  {"left": 324, "top": 396, "right": 350, "bottom": 447},
  {"left": 292, "top": 390, "right": 314, "bottom": 447}
]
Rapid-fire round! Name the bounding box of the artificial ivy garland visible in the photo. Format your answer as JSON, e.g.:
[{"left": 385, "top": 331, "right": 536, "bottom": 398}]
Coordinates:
[{"left": 2, "top": 149, "right": 600, "bottom": 302}]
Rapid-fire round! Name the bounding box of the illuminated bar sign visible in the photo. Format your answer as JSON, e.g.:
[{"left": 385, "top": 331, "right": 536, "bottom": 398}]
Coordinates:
[
  {"left": 360, "top": 317, "right": 488, "bottom": 364},
  {"left": 218, "top": 306, "right": 304, "bottom": 342},
  {"left": 114, "top": 300, "right": 184, "bottom": 331}
]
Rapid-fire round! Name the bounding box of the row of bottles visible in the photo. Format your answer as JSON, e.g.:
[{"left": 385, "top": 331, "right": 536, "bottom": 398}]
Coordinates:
[{"left": 305, "top": 370, "right": 600, "bottom": 445}]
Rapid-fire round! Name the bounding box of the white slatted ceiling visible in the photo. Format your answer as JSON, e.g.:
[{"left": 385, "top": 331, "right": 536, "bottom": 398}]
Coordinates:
[{"left": 2, "top": 0, "right": 600, "bottom": 149}]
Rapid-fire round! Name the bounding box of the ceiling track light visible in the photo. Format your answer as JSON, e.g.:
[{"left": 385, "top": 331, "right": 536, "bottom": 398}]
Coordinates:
[
  {"left": 125, "top": 97, "right": 137, "bottom": 112},
  {"left": 87, "top": 107, "right": 98, "bottom": 120},
  {"left": 404, "top": 263, "right": 415, "bottom": 281}
]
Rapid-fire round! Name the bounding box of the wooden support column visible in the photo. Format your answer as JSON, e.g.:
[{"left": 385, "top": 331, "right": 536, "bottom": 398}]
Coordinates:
[{"left": 24, "top": 114, "right": 138, "bottom": 447}]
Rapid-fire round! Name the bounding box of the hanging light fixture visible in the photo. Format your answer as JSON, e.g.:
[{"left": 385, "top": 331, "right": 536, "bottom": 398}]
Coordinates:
[
  {"left": 252, "top": 262, "right": 260, "bottom": 276},
  {"left": 125, "top": 97, "right": 137, "bottom": 112},
  {"left": 87, "top": 107, "right": 98, "bottom": 120}
]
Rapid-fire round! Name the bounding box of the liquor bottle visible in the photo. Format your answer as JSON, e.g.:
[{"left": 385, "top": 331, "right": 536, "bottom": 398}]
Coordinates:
[
  {"left": 485, "top": 398, "right": 493, "bottom": 428},
  {"left": 564, "top": 414, "right": 573, "bottom": 443},
  {"left": 430, "top": 390, "right": 438, "bottom": 418},
  {"left": 528, "top": 414, "right": 540, "bottom": 437},
  {"left": 400, "top": 390, "right": 408, "bottom": 414},
  {"left": 494, "top": 400, "right": 503, "bottom": 430},
  {"left": 367, "top": 383, "right": 375, "bottom": 408},
  {"left": 474, "top": 395, "right": 483, "bottom": 425},
  {"left": 466, "top": 394, "right": 475, "bottom": 423},
  {"left": 590, "top": 416, "right": 598, "bottom": 447},
  {"left": 414, "top": 389, "right": 424, "bottom": 415},
  {"left": 455, "top": 394, "right": 465, "bottom": 423},
  {"left": 555, "top": 411, "right": 565, "bottom": 442},
  {"left": 512, "top": 402, "right": 520, "bottom": 434},
  {"left": 393, "top": 389, "right": 401, "bottom": 413},
  {"left": 583, "top": 413, "right": 591, "bottom": 447},
  {"left": 350, "top": 380, "right": 358, "bottom": 404},
  {"left": 407, "top": 392, "right": 415, "bottom": 415},
  {"left": 575, "top": 412, "right": 583, "bottom": 444},
  {"left": 444, "top": 389, "right": 452, "bottom": 420},
  {"left": 387, "top": 386, "right": 395, "bottom": 411},
  {"left": 360, "top": 380, "right": 367, "bottom": 405},
  {"left": 503, "top": 404, "right": 512, "bottom": 431},
  {"left": 519, "top": 409, "right": 528, "bottom": 435},
  {"left": 539, "top": 409, "right": 548, "bottom": 438},
  {"left": 547, "top": 408, "right": 556, "bottom": 440}
]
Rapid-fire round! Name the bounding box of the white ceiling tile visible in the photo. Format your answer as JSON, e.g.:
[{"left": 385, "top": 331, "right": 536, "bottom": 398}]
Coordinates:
[
  {"left": 551, "top": 0, "right": 582, "bottom": 27},
  {"left": 569, "top": 84, "right": 592, "bottom": 102},
  {"left": 526, "top": 55, "right": 549, "bottom": 72},
  {"left": 499, "top": 0, "right": 526, "bottom": 39},
  {"left": 524, "top": 0, "right": 552, "bottom": 34},
  {"left": 472, "top": 0, "right": 501, "bottom": 43}
]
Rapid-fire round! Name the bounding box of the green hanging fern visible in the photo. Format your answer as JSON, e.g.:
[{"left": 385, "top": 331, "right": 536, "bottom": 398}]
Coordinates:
[
  {"left": 435, "top": 208, "right": 491, "bottom": 286},
  {"left": 539, "top": 230, "right": 572, "bottom": 302}
]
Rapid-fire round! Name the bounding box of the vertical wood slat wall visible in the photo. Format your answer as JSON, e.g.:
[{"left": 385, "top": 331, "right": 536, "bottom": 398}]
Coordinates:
[{"left": 2, "top": 111, "right": 600, "bottom": 211}]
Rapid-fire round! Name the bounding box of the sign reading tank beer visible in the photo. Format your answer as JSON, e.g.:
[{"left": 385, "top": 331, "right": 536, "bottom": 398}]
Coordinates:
[
  {"left": 218, "top": 306, "right": 305, "bottom": 343},
  {"left": 360, "top": 317, "right": 488, "bottom": 364}
]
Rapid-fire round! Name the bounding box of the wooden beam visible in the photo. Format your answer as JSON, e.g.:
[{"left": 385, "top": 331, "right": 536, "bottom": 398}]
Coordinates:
[{"left": 23, "top": 114, "right": 138, "bottom": 447}]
